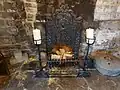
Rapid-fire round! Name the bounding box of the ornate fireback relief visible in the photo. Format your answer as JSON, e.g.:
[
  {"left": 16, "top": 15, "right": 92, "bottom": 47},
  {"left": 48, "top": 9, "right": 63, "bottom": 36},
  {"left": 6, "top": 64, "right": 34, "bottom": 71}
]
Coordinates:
[{"left": 46, "top": 4, "right": 82, "bottom": 59}]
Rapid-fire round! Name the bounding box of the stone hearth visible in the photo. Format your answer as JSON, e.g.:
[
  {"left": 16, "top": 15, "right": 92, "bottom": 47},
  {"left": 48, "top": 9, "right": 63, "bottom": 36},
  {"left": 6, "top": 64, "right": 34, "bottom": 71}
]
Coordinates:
[{"left": 3, "top": 64, "right": 120, "bottom": 90}]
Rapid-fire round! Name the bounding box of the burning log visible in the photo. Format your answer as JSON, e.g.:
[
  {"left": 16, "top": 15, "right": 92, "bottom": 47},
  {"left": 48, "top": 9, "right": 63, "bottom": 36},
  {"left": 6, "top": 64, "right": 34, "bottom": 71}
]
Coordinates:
[{"left": 51, "top": 44, "right": 73, "bottom": 59}]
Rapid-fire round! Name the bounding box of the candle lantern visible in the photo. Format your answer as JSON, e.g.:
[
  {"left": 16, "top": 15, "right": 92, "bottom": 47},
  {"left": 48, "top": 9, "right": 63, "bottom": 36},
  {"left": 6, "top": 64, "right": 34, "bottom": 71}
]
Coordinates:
[
  {"left": 85, "top": 28, "right": 95, "bottom": 70},
  {"left": 86, "top": 28, "right": 95, "bottom": 45},
  {"left": 32, "top": 28, "right": 49, "bottom": 78},
  {"left": 78, "top": 28, "right": 95, "bottom": 77},
  {"left": 33, "top": 28, "right": 42, "bottom": 45},
  {"left": 33, "top": 28, "right": 42, "bottom": 67}
]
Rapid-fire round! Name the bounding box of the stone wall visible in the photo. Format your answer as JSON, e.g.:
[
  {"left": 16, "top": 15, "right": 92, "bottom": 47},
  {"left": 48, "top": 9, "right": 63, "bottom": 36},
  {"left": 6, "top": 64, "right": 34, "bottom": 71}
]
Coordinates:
[
  {"left": 93, "top": 0, "right": 120, "bottom": 51},
  {"left": 1, "top": 0, "right": 120, "bottom": 58},
  {"left": 93, "top": 21, "right": 120, "bottom": 50},
  {"left": 0, "top": 0, "right": 17, "bottom": 45},
  {"left": 94, "top": 0, "right": 120, "bottom": 21},
  {"left": 0, "top": 0, "right": 37, "bottom": 56}
]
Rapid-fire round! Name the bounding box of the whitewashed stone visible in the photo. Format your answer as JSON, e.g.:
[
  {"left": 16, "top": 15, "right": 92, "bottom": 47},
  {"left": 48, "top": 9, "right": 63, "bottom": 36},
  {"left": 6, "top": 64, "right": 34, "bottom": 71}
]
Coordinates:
[
  {"left": 93, "top": 21, "right": 120, "bottom": 50},
  {"left": 94, "top": 0, "right": 120, "bottom": 21},
  {"left": 13, "top": 50, "right": 24, "bottom": 64}
]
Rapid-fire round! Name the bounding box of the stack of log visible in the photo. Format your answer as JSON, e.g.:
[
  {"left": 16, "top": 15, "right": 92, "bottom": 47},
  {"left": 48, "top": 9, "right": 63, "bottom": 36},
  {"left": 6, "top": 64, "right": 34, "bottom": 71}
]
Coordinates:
[{"left": 51, "top": 44, "right": 73, "bottom": 59}]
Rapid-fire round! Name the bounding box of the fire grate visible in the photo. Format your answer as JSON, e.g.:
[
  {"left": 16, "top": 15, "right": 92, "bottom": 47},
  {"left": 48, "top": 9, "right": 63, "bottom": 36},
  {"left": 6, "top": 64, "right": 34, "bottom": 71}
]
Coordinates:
[{"left": 49, "top": 70, "right": 78, "bottom": 77}]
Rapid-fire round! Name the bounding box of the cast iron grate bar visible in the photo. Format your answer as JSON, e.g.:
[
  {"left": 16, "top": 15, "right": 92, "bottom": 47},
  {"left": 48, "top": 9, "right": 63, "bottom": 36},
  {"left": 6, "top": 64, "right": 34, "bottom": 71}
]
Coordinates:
[{"left": 48, "top": 59, "right": 81, "bottom": 62}]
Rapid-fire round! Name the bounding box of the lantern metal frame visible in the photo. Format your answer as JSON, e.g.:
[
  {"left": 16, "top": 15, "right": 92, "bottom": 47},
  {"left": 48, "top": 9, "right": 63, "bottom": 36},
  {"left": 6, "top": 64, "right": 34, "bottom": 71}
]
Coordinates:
[
  {"left": 32, "top": 29, "right": 42, "bottom": 68},
  {"left": 80, "top": 29, "right": 96, "bottom": 77}
]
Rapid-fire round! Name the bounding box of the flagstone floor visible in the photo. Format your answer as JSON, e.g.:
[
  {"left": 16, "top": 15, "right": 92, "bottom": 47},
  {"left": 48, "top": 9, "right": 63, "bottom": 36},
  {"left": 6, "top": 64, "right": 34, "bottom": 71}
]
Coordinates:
[
  {"left": 0, "top": 61, "right": 120, "bottom": 90},
  {"left": 1, "top": 70, "right": 120, "bottom": 90}
]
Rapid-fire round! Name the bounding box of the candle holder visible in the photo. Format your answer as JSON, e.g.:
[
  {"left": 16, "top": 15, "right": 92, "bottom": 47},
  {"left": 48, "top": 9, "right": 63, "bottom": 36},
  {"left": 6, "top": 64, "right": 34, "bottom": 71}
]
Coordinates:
[
  {"left": 84, "top": 37, "right": 95, "bottom": 68},
  {"left": 77, "top": 28, "right": 95, "bottom": 77},
  {"left": 33, "top": 29, "right": 42, "bottom": 68},
  {"left": 33, "top": 28, "right": 49, "bottom": 78}
]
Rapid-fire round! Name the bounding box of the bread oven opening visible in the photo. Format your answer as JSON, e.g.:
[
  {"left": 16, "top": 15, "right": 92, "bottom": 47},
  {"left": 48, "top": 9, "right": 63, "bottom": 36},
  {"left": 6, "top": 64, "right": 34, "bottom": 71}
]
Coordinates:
[{"left": 51, "top": 44, "right": 73, "bottom": 60}]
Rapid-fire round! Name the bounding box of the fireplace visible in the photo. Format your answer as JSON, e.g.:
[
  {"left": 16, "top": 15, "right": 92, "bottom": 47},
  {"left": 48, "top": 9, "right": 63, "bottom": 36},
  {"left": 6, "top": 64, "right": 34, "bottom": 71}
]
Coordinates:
[
  {"left": 46, "top": 4, "right": 82, "bottom": 61},
  {"left": 34, "top": 4, "right": 95, "bottom": 77},
  {"left": 41, "top": 4, "right": 83, "bottom": 77}
]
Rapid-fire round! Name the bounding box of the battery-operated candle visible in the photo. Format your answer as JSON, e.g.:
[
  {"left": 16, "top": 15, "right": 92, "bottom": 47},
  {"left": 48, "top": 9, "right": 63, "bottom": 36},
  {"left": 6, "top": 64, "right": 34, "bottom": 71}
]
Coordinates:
[
  {"left": 86, "top": 28, "right": 94, "bottom": 44},
  {"left": 33, "top": 29, "right": 41, "bottom": 44},
  {"left": 86, "top": 28, "right": 94, "bottom": 39}
]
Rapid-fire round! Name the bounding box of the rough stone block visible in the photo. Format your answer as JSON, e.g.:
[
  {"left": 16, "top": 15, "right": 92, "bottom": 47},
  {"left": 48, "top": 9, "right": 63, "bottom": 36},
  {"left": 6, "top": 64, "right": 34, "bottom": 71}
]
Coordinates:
[
  {"left": 24, "top": 2, "right": 32, "bottom": 7},
  {"left": 94, "top": 0, "right": 120, "bottom": 20},
  {"left": 13, "top": 50, "right": 23, "bottom": 64},
  {"left": 25, "top": 0, "right": 36, "bottom": 2},
  {"left": 12, "top": 12, "right": 20, "bottom": 20},
  {"left": 25, "top": 7, "right": 37, "bottom": 13},
  {"left": 22, "top": 52, "right": 29, "bottom": 62},
  {"left": 25, "top": 22, "right": 33, "bottom": 35},
  {"left": 0, "top": 28, "right": 10, "bottom": 36},
  {"left": 0, "top": 12, "right": 2, "bottom": 17},
  {"left": 4, "top": 0, "right": 14, "bottom": 2},
  {"left": 0, "top": 37, "right": 13, "bottom": 44},
  {"left": 0, "top": 19, "right": 5, "bottom": 27},
  {"left": 25, "top": 22, "right": 33, "bottom": 28},
  {"left": 5, "top": 20, "right": 15, "bottom": 26},
  {"left": 19, "top": 11, "right": 26, "bottom": 19},
  {"left": 0, "top": 3, "right": 3, "bottom": 11},
  {"left": 93, "top": 21, "right": 120, "bottom": 50},
  {"left": 117, "top": 6, "right": 120, "bottom": 12},
  {"left": 2, "top": 12, "right": 13, "bottom": 19},
  {"left": 3, "top": 2, "right": 13, "bottom": 10},
  {"left": 26, "top": 13, "right": 36, "bottom": 21},
  {"left": 24, "top": 2, "right": 37, "bottom": 8}
]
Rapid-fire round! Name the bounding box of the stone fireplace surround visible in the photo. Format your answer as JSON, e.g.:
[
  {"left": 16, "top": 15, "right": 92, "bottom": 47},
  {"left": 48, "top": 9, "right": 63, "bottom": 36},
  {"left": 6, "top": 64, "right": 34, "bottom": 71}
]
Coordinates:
[{"left": 36, "top": 4, "right": 95, "bottom": 77}]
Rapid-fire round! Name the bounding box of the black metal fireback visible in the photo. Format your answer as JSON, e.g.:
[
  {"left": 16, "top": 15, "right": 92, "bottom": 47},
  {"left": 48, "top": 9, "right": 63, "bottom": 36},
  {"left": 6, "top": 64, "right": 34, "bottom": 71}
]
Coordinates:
[{"left": 46, "top": 4, "right": 83, "bottom": 59}]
